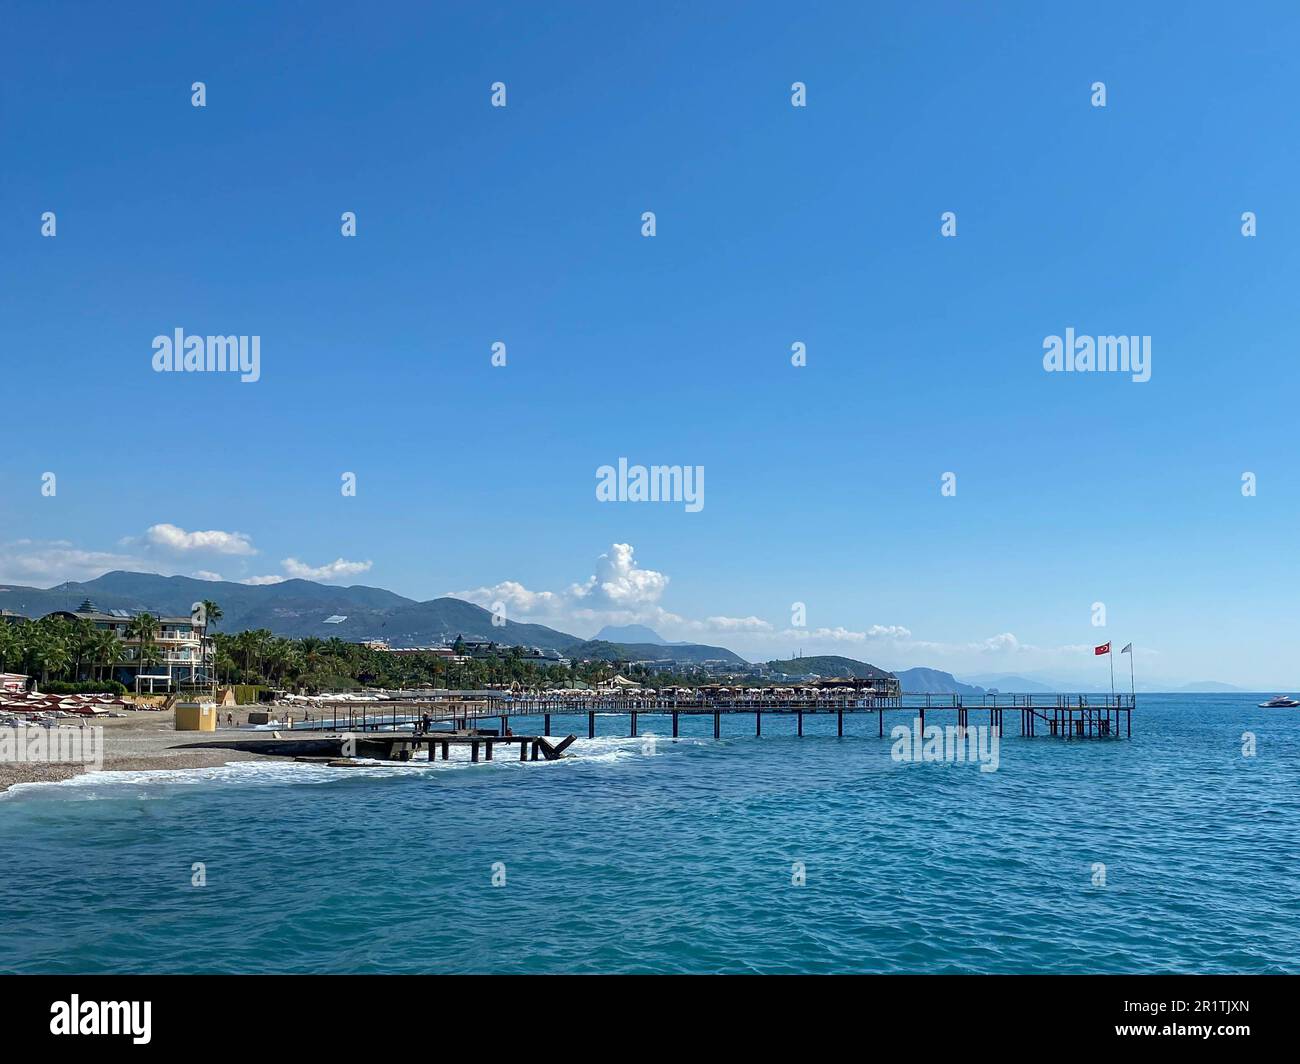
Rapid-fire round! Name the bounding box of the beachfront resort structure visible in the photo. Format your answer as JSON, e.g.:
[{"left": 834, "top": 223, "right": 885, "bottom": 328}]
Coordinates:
[
  {"left": 16, "top": 599, "right": 215, "bottom": 691},
  {"left": 352, "top": 638, "right": 569, "bottom": 670}
]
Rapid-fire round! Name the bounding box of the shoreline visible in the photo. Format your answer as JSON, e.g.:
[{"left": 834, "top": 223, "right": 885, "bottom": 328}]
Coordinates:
[{"left": 0, "top": 706, "right": 281, "bottom": 794}]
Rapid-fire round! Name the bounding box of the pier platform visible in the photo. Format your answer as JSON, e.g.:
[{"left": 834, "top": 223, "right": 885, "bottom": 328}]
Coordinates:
[
  {"left": 293, "top": 693, "right": 1134, "bottom": 741},
  {"left": 181, "top": 730, "right": 578, "bottom": 763}
]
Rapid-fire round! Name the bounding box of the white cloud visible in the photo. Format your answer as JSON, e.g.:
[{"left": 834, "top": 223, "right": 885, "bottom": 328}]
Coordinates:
[
  {"left": 450, "top": 544, "right": 915, "bottom": 653},
  {"left": 776, "top": 624, "right": 913, "bottom": 644},
  {"left": 453, "top": 543, "right": 668, "bottom": 623},
  {"left": 0, "top": 539, "right": 155, "bottom": 585},
  {"left": 442, "top": 542, "right": 1094, "bottom": 672},
  {"left": 0, "top": 529, "right": 372, "bottom": 591},
  {"left": 452, "top": 579, "right": 565, "bottom": 614},
  {"left": 281, "top": 557, "right": 373, "bottom": 582},
  {"left": 227, "top": 556, "right": 377, "bottom": 586},
  {"left": 700, "top": 615, "right": 775, "bottom": 633},
  {"left": 569, "top": 543, "right": 668, "bottom": 608},
  {"left": 144, "top": 523, "right": 256, "bottom": 556}
]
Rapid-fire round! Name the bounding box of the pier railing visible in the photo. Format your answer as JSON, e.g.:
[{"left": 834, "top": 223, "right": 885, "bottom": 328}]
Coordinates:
[{"left": 287, "top": 686, "right": 1138, "bottom": 738}]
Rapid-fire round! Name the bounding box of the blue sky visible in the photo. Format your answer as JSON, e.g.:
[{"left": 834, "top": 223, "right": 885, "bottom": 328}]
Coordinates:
[{"left": 3, "top": 1, "right": 1299, "bottom": 686}]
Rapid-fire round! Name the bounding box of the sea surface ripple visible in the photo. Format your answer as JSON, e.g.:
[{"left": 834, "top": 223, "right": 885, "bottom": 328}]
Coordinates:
[{"left": 1, "top": 695, "right": 1296, "bottom": 973}]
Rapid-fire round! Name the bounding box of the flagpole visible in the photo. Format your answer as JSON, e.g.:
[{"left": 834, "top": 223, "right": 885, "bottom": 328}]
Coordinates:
[
  {"left": 1109, "top": 647, "right": 1115, "bottom": 706},
  {"left": 1129, "top": 647, "right": 1135, "bottom": 704}
]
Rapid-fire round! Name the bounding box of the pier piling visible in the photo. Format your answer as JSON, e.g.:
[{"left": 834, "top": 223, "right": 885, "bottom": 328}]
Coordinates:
[{"left": 308, "top": 691, "right": 1131, "bottom": 756}]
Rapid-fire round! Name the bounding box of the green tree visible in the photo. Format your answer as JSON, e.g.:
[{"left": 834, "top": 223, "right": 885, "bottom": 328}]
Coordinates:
[
  {"left": 0, "top": 622, "right": 21, "bottom": 674},
  {"left": 200, "top": 599, "right": 222, "bottom": 636},
  {"left": 94, "top": 629, "right": 123, "bottom": 683},
  {"left": 126, "top": 613, "right": 160, "bottom": 688}
]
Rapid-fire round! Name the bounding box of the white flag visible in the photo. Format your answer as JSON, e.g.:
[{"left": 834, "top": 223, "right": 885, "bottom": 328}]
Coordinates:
[{"left": 1120, "top": 643, "right": 1132, "bottom": 654}]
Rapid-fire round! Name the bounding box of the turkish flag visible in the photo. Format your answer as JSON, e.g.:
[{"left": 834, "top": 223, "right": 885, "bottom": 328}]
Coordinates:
[{"left": 1095, "top": 642, "right": 1111, "bottom": 655}]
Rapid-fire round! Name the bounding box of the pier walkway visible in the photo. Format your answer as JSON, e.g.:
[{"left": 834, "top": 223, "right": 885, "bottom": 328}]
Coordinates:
[{"left": 291, "top": 693, "right": 1134, "bottom": 741}]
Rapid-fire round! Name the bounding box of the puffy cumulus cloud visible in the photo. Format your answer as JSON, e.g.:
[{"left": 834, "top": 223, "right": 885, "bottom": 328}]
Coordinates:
[
  {"left": 904, "top": 632, "right": 1038, "bottom": 659},
  {"left": 143, "top": 523, "right": 256, "bottom": 556},
  {"left": 569, "top": 543, "right": 668, "bottom": 609},
  {"left": 0, "top": 539, "right": 156, "bottom": 585},
  {"left": 776, "top": 624, "right": 913, "bottom": 644},
  {"left": 240, "top": 557, "right": 374, "bottom": 586},
  {"left": 192, "top": 570, "right": 224, "bottom": 582},
  {"left": 446, "top": 544, "right": 914, "bottom": 653},
  {"left": 452, "top": 580, "right": 565, "bottom": 614},
  {"left": 453, "top": 544, "right": 668, "bottom": 623},
  {"left": 281, "top": 557, "right": 373, "bottom": 582},
  {"left": 441, "top": 542, "right": 1098, "bottom": 671},
  {"left": 699, "top": 615, "right": 775, "bottom": 633}
]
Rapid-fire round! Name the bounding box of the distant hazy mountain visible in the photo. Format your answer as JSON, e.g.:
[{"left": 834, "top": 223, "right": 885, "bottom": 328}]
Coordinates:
[
  {"left": 593, "top": 624, "right": 669, "bottom": 645},
  {"left": 1173, "top": 681, "right": 1246, "bottom": 693},
  {"left": 894, "top": 667, "right": 986, "bottom": 695},
  {"left": 567, "top": 640, "right": 747, "bottom": 665},
  {"left": 0, "top": 572, "right": 582, "bottom": 654},
  {"left": 4, "top": 572, "right": 1248, "bottom": 689},
  {"left": 960, "top": 673, "right": 1057, "bottom": 694},
  {"left": 766, "top": 655, "right": 894, "bottom": 681},
  {"left": 0, "top": 572, "right": 752, "bottom": 661}
]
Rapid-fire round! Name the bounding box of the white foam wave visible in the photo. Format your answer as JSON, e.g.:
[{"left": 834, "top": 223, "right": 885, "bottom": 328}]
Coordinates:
[{"left": 0, "top": 734, "right": 710, "bottom": 800}]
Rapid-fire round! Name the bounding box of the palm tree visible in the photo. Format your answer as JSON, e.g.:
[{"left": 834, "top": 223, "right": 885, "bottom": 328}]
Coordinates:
[
  {"left": 215, "top": 650, "right": 237, "bottom": 686},
  {"left": 94, "top": 629, "right": 123, "bottom": 684},
  {"left": 200, "top": 599, "right": 222, "bottom": 637},
  {"left": 0, "top": 622, "right": 20, "bottom": 674},
  {"left": 126, "top": 613, "right": 160, "bottom": 691},
  {"left": 232, "top": 630, "right": 257, "bottom": 675},
  {"left": 252, "top": 629, "right": 273, "bottom": 677},
  {"left": 264, "top": 638, "right": 300, "bottom": 684},
  {"left": 34, "top": 636, "right": 71, "bottom": 686},
  {"left": 323, "top": 637, "right": 352, "bottom": 660},
  {"left": 126, "top": 613, "right": 159, "bottom": 653},
  {"left": 70, "top": 618, "right": 99, "bottom": 682}
]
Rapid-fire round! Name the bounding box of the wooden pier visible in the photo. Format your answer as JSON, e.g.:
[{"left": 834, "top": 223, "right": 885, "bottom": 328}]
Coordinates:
[
  {"left": 879, "top": 695, "right": 1132, "bottom": 740},
  {"left": 345, "top": 730, "right": 577, "bottom": 763},
  {"left": 295, "top": 692, "right": 1134, "bottom": 742},
  {"left": 187, "top": 729, "right": 579, "bottom": 763}
]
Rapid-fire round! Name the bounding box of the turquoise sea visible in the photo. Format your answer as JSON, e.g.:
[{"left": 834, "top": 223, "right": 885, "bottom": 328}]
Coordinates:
[{"left": 1, "top": 694, "right": 1296, "bottom": 974}]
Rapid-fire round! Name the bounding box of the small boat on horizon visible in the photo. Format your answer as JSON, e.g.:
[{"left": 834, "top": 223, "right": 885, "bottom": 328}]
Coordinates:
[{"left": 1258, "top": 695, "right": 1300, "bottom": 708}]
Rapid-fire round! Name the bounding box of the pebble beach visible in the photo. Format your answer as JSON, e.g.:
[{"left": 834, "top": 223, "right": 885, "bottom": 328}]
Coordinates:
[{"left": 0, "top": 706, "right": 274, "bottom": 794}]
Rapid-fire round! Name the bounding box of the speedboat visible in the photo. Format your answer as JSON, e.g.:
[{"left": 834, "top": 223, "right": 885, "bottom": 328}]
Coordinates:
[{"left": 1258, "top": 695, "right": 1300, "bottom": 708}]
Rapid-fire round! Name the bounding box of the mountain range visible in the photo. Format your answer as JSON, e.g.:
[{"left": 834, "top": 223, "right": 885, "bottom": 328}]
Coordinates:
[
  {"left": 0, "top": 572, "right": 1251, "bottom": 690},
  {"left": 0, "top": 572, "right": 742, "bottom": 665}
]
